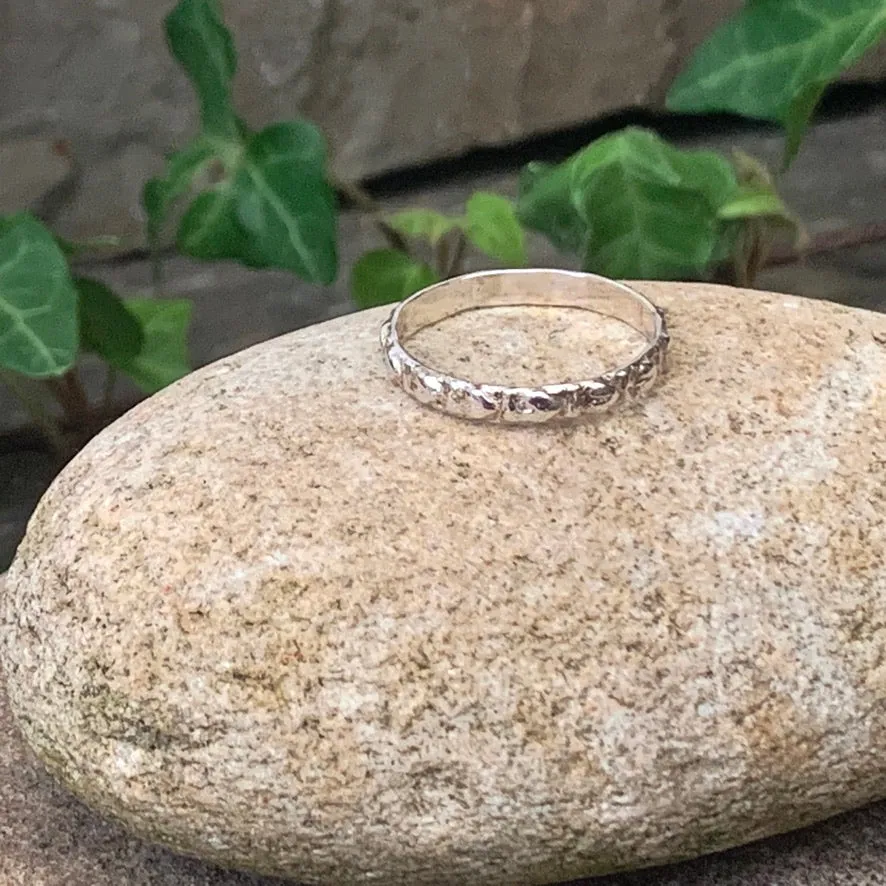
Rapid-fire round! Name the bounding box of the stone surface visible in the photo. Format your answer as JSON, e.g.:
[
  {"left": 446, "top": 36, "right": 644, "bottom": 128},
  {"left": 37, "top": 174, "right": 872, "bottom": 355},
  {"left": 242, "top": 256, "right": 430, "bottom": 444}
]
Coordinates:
[
  {"left": 2, "top": 0, "right": 885, "bottom": 240},
  {"left": 0, "top": 137, "right": 73, "bottom": 216},
  {"left": 4, "top": 283, "right": 886, "bottom": 884},
  {"left": 7, "top": 640, "right": 886, "bottom": 886}
]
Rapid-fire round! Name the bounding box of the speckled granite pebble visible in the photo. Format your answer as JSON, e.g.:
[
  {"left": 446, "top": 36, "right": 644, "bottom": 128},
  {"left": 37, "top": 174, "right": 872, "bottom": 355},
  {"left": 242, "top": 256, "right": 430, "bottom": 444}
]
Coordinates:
[
  {"left": 3, "top": 283, "right": 886, "bottom": 886},
  {"left": 6, "top": 614, "right": 886, "bottom": 886}
]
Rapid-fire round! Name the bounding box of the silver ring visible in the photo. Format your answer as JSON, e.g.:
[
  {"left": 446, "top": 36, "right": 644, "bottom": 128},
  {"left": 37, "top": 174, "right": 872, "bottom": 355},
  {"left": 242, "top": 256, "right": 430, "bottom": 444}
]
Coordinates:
[{"left": 380, "top": 269, "right": 669, "bottom": 424}]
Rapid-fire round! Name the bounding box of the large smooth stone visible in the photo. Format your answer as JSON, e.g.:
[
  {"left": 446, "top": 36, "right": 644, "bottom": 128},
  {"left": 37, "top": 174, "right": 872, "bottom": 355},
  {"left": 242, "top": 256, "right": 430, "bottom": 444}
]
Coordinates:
[
  {"left": 8, "top": 630, "right": 886, "bottom": 886},
  {"left": 3, "top": 283, "right": 886, "bottom": 886}
]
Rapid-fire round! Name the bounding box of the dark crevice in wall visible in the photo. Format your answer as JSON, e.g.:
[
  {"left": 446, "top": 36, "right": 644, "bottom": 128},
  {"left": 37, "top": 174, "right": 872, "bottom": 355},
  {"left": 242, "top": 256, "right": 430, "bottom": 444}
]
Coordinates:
[
  {"left": 69, "top": 82, "right": 886, "bottom": 269},
  {"left": 356, "top": 81, "right": 886, "bottom": 200}
]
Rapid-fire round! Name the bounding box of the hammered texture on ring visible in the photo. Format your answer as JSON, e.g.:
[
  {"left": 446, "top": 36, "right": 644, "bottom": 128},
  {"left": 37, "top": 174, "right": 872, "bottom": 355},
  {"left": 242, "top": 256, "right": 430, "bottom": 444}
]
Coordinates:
[{"left": 380, "top": 269, "right": 670, "bottom": 424}]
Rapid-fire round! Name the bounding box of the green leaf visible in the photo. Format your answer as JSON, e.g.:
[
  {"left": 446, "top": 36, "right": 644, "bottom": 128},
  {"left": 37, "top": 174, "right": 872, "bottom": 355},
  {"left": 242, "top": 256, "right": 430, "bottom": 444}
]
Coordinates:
[
  {"left": 710, "top": 221, "right": 743, "bottom": 268},
  {"left": 730, "top": 148, "right": 777, "bottom": 191},
  {"left": 387, "top": 209, "right": 458, "bottom": 245},
  {"left": 165, "top": 0, "right": 239, "bottom": 138},
  {"left": 728, "top": 149, "right": 800, "bottom": 229},
  {"left": 463, "top": 192, "right": 527, "bottom": 266},
  {"left": 178, "top": 121, "right": 338, "bottom": 284},
  {"left": 177, "top": 187, "right": 241, "bottom": 261},
  {"left": 711, "top": 148, "right": 803, "bottom": 272},
  {"left": 665, "top": 146, "right": 738, "bottom": 211},
  {"left": 143, "top": 179, "right": 167, "bottom": 246},
  {"left": 387, "top": 209, "right": 454, "bottom": 246},
  {"left": 517, "top": 128, "right": 744, "bottom": 278},
  {"left": 351, "top": 250, "right": 438, "bottom": 309},
  {"left": 144, "top": 139, "right": 222, "bottom": 243},
  {"left": 55, "top": 235, "right": 121, "bottom": 257},
  {"left": 569, "top": 128, "right": 739, "bottom": 279},
  {"left": 517, "top": 161, "right": 587, "bottom": 255},
  {"left": 76, "top": 278, "right": 144, "bottom": 366},
  {"left": 0, "top": 213, "right": 78, "bottom": 377},
  {"left": 718, "top": 188, "right": 790, "bottom": 221},
  {"left": 235, "top": 123, "right": 337, "bottom": 280},
  {"left": 784, "top": 79, "right": 828, "bottom": 167},
  {"left": 667, "top": 0, "right": 886, "bottom": 164},
  {"left": 160, "top": 2, "right": 338, "bottom": 283},
  {"left": 116, "top": 298, "right": 193, "bottom": 394}
]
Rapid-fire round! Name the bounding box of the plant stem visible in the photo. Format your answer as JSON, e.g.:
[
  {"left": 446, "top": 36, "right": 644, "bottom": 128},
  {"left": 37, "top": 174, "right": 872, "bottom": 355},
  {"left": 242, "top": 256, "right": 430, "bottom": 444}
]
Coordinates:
[
  {"left": 444, "top": 230, "right": 467, "bottom": 278},
  {"left": 763, "top": 220, "right": 886, "bottom": 269},
  {"left": 433, "top": 236, "right": 450, "bottom": 278},
  {"left": 151, "top": 247, "right": 164, "bottom": 295},
  {"left": 0, "top": 371, "right": 66, "bottom": 455},
  {"left": 45, "top": 368, "right": 91, "bottom": 425},
  {"left": 330, "top": 175, "right": 412, "bottom": 255},
  {"left": 44, "top": 379, "right": 74, "bottom": 419},
  {"left": 102, "top": 367, "right": 118, "bottom": 411},
  {"left": 433, "top": 230, "right": 468, "bottom": 279},
  {"left": 65, "top": 370, "right": 92, "bottom": 417},
  {"left": 0, "top": 395, "right": 142, "bottom": 456},
  {"left": 734, "top": 219, "right": 771, "bottom": 288}
]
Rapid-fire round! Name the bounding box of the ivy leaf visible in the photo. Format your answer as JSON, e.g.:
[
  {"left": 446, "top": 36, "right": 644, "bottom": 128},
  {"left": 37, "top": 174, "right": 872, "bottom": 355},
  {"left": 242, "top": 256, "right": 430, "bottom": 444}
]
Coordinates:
[
  {"left": 784, "top": 79, "right": 828, "bottom": 167},
  {"left": 569, "top": 128, "right": 739, "bottom": 279},
  {"left": 710, "top": 148, "right": 804, "bottom": 276},
  {"left": 55, "top": 235, "right": 121, "bottom": 257},
  {"left": 517, "top": 161, "right": 587, "bottom": 255},
  {"left": 159, "top": 1, "right": 338, "bottom": 283},
  {"left": 665, "top": 146, "right": 738, "bottom": 211},
  {"left": 165, "top": 0, "right": 239, "bottom": 139},
  {"left": 718, "top": 188, "right": 791, "bottom": 222},
  {"left": 0, "top": 213, "right": 78, "bottom": 378},
  {"left": 463, "top": 192, "right": 527, "bottom": 266},
  {"left": 76, "top": 278, "right": 144, "bottom": 365},
  {"left": 351, "top": 250, "right": 438, "bottom": 309},
  {"left": 667, "top": 0, "right": 886, "bottom": 164},
  {"left": 233, "top": 123, "right": 337, "bottom": 279},
  {"left": 178, "top": 121, "right": 338, "bottom": 283},
  {"left": 387, "top": 209, "right": 458, "bottom": 246},
  {"left": 581, "top": 182, "right": 720, "bottom": 280},
  {"left": 726, "top": 150, "right": 802, "bottom": 231},
  {"left": 731, "top": 149, "right": 778, "bottom": 191},
  {"left": 116, "top": 298, "right": 193, "bottom": 394},
  {"left": 143, "top": 139, "right": 221, "bottom": 244},
  {"left": 518, "top": 128, "right": 744, "bottom": 279},
  {"left": 143, "top": 179, "right": 167, "bottom": 247},
  {"left": 177, "top": 187, "right": 241, "bottom": 261}
]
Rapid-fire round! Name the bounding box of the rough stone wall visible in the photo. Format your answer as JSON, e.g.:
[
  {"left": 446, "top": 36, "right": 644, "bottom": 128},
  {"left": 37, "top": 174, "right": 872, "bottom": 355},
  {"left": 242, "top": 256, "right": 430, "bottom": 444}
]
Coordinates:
[{"left": 3, "top": 0, "right": 884, "bottom": 242}]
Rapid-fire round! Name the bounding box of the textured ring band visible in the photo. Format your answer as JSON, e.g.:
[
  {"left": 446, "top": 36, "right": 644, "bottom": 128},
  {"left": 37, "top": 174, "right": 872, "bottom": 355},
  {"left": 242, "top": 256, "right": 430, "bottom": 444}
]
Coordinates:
[{"left": 380, "top": 268, "right": 670, "bottom": 424}]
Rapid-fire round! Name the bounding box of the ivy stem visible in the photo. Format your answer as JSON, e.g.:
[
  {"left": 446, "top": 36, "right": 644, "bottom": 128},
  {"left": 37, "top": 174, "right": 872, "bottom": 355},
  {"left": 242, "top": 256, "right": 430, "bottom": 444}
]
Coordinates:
[
  {"left": 330, "top": 175, "right": 413, "bottom": 255},
  {"left": 45, "top": 369, "right": 92, "bottom": 425},
  {"left": 0, "top": 371, "right": 66, "bottom": 455},
  {"left": 0, "top": 396, "right": 142, "bottom": 456},
  {"left": 433, "top": 237, "right": 450, "bottom": 278},
  {"left": 445, "top": 230, "right": 467, "bottom": 278},
  {"left": 150, "top": 247, "right": 164, "bottom": 295},
  {"left": 733, "top": 219, "right": 771, "bottom": 288},
  {"left": 434, "top": 229, "right": 468, "bottom": 279},
  {"left": 66, "top": 370, "right": 91, "bottom": 415},
  {"left": 102, "top": 367, "right": 118, "bottom": 411},
  {"left": 762, "top": 220, "right": 886, "bottom": 268}
]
